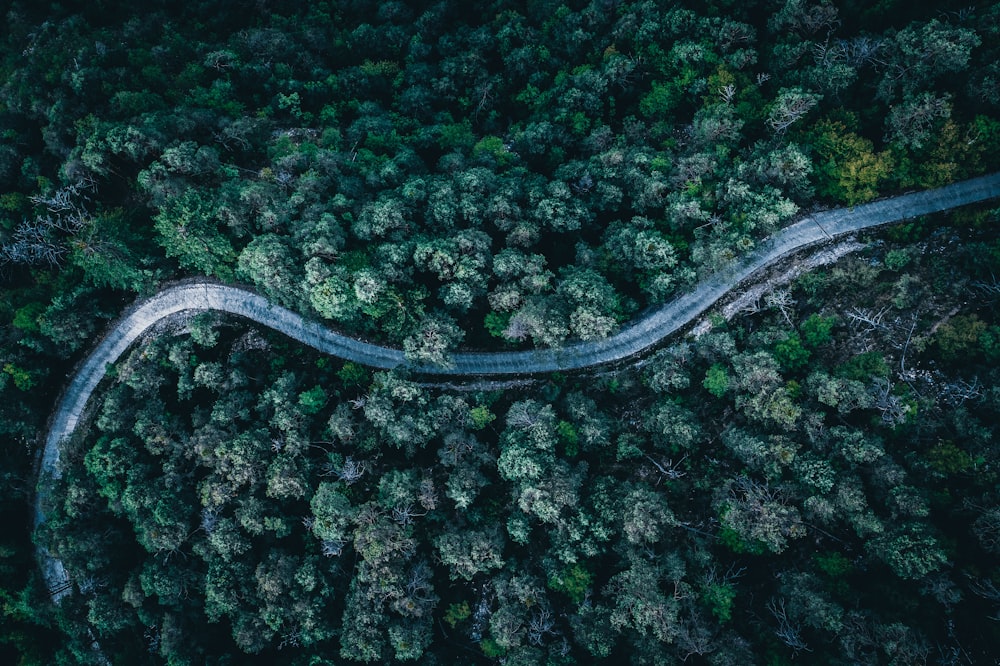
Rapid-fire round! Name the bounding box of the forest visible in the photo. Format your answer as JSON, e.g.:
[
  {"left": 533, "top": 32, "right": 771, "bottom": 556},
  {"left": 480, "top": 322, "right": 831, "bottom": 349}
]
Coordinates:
[{"left": 1, "top": 0, "right": 1000, "bottom": 663}]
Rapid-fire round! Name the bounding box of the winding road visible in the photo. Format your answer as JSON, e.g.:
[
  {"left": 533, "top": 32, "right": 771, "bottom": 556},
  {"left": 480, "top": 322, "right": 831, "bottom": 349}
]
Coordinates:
[{"left": 35, "top": 171, "right": 1000, "bottom": 600}]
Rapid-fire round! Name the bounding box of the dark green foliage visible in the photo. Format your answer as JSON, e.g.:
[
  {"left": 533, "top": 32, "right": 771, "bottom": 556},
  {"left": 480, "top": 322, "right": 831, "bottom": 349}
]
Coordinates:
[
  {"left": 336, "top": 361, "right": 368, "bottom": 388},
  {"left": 702, "top": 363, "right": 729, "bottom": 397},
  {"left": 773, "top": 333, "right": 810, "bottom": 372},
  {"left": 814, "top": 551, "right": 853, "bottom": 579},
  {"left": 547, "top": 563, "right": 593, "bottom": 605},
  {"left": 153, "top": 190, "right": 236, "bottom": 279},
  {"left": 442, "top": 601, "right": 470, "bottom": 629},
  {"left": 33, "top": 220, "right": 1000, "bottom": 664},
  {"left": 981, "top": 325, "right": 1000, "bottom": 362},
  {"left": 468, "top": 405, "right": 496, "bottom": 431},
  {"left": 799, "top": 313, "right": 835, "bottom": 349},
  {"left": 837, "top": 351, "right": 890, "bottom": 382},
  {"left": 934, "top": 314, "right": 987, "bottom": 360},
  {"left": 3, "top": 0, "right": 1000, "bottom": 663},
  {"left": 702, "top": 581, "right": 737, "bottom": 622}
]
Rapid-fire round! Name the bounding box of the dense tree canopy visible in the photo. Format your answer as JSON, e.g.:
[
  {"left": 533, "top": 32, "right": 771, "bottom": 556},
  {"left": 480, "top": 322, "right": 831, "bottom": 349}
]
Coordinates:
[
  {"left": 1, "top": 0, "right": 1000, "bottom": 663},
  {"left": 32, "top": 211, "right": 1000, "bottom": 664}
]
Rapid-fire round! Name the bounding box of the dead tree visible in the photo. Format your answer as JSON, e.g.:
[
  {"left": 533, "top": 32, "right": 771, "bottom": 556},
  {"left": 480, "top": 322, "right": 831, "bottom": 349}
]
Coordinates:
[
  {"left": 871, "top": 378, "right": 910, "bottom": 425},
  {"left": 527, "top": 607, "right": 556, "bottom": 646},
  {"left": 767, "top": 597, "right": 811, "bottom": 653},
  {"left": 845, "top": 306, "right": 889, "bottom": 335},
  {"left": 3, "top": 178, "right": 97, "bottom": 266},
  {"left": 765, "top": 288, "right": 796, "bottom": 326}
]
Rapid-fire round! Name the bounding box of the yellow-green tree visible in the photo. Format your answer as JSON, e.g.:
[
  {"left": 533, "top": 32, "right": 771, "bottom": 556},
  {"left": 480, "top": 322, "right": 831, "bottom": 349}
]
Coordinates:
[{"left": 810, "top": 119, "right": 894, "bottom": 205}]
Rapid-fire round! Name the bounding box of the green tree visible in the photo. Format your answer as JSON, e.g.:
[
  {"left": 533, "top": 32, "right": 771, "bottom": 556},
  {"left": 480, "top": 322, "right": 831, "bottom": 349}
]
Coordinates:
[
  {"left": 606, "top": 557, "right": 682, "bottom": 644},
  {"left": 703, "top": 363, "right": 729, "bottom": 397},
  {"left": 298, "top": 385, "right": 327, "bottom": 415},
  {"left": 766, "top": 87, "right": 820, "bottom": 134},
  {"left": 236, "top": 234, "right": 303, "bottom": 308},
  {"left": 557, "top": 267, "right": 621, "bottom": 341},
  {"left": 719, "top": 477, "right": 805, "bottom": 554},
  {"left": 800, "top": 313, "right": 835, "bottom": 348},
  {"left": 154, "top": 189, "right": 236, "bottom": 278},
  {"left": 435, "top": 529, "right": 505, "bottom": 581},
  {"left": 70, "top": 209, "right": 151, "bottom": 292},
  {"left": 810, "top": 119, "right": 894, "bottom": 204},
  {"left": 879, "top": 19, "right": 980, "bottom": 100},
  {"left": 305, "top": 260, "right": 358, "bottom": 323},
  {"left": 934, "top": 314, "right": 987, "bottom": 360},
  {"left": 885, "top": 93, "right": 951, "bottom": 150},
  {"left": 643, "top": 345, "right": 693, "bottom": 394},
  {"left": 403, "top": 313, "right": 465, "bottom": 368},
  {"left": 774, "top": 333, "right": 810, "bottom": 372},
  {"left": 867, "top": 526, "right": 947, "bottom": 580},
  {"left": 548, "top": 563, "right": 593, "bottom": 604}
]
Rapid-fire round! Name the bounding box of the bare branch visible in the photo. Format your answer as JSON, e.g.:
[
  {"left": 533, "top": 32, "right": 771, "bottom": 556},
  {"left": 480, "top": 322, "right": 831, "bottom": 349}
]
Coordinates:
[
  {"left": 527, "top": 608, "right": 556, "bottom": 646},
  {"left": 767, "top": 597, "right": 811, "bottom": 653},
  {"left": 845, "top": 306, "right": 889, "bottom": 334},
  {"left": 392, "top": 504, "right": 426, "bottom": 527},
  {"left": 938, "top": 377, "right": 982, "bottom": 406},
  {"left": 871, "top": 377, "right": 910, "bottom": 425},
  {"left": 970, "top": 274, "right": 1000, "bottom": 296},
  {"left": 645, "top": 454, "right": 688, "bottom": 482},
  {"left": 765, "top": 288, "right": 796, "bottom": 326},
  {"left": 718, "top": 84, "right": 736, "bottom": 104}
]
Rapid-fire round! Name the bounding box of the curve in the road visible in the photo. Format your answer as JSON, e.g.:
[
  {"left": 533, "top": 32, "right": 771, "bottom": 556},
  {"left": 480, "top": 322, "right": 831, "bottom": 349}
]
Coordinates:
[{"left": 36, "top": 171, "right": 1000, "bottom": 600}]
